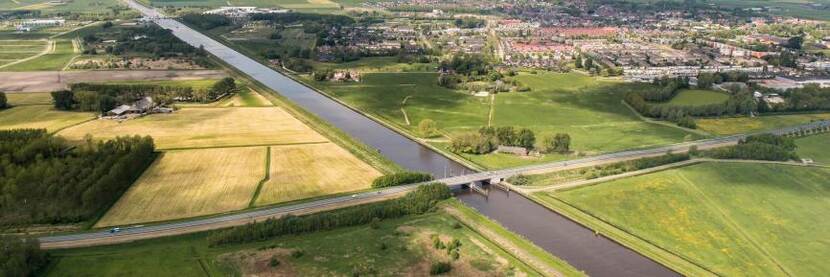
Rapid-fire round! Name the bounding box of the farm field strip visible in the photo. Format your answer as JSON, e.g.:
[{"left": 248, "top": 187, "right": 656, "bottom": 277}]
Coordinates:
[
  {"left": 58, "top": 107, "right": 329, "bottom": 149},
  {"left": 95, "top": 147, "right": 268, "bottom": 227},
  {"left": 0, "top": 105, "right": 95, "bottom": 132},
  {"left": 1, "top": 40, "right": 77, "bottom": 71},
  {"left": 697, "top": 113, "right": 830, "bottom": 135},
  {"left": 546, "top": 162, "right": 830, "bottom": 276},
  {"left": 253, "top": 142, "right": 382, "bottom": 206}
]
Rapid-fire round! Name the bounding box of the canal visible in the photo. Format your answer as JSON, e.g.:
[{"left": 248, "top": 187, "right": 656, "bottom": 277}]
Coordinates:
[{"left": 129, "top": 2, "right": 677, "bottom": 275}]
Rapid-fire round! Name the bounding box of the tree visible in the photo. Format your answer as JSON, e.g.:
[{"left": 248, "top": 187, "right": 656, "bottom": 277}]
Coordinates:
[
  {"left": 51, "top": 90, "right": 74, "bottom": 110},
  {"left": 418, "top": 119, "right": 438, "bottom": 137},
  {"left": 783, "top": 36, "right": 803, "bottom": 50},
  {"left": 0, "top": 91, "right": 7, "bottom": 109},
  {"left": 553, "top": 133, "right": 571, "bottom": 153},
  {"left": 516, "top": 128, "right": 535, "bottom": 149},
  {"left": 575, "top": 55, "right": 583, "bottom": 68},
  {"left": 98, "top": 95, "right": 117, "bottom": 115}
]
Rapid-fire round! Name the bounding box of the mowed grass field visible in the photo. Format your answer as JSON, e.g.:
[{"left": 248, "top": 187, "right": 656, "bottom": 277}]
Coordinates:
[
  {"left": 697, "top": 113, "right": 830, "bottom": 135},
  {"left": 96, "top": 147, "right": 267, "bottom": 227},
  {"left": 0, "top": 40, "right": 48, "bottom": 67},
  {"left": 0, "top": 105, "right": 94, "bottom": 132},
  {"left": 796, "top": 132, "right": 830, "bottom": 164},
  {"left": 543, "top": 162, "right": 830, "bottom": 276},
  {"left": 3, "top": 40, "right": 78, "bottom": 71},
  {"left": 254, "top": 143, "right": 382, "bottom": 206},
  {"left": 667, "top": 89, "right": 729, "bottom": 106},
  {"left": 58, "top": 107, "right": 328, "bottom": 149},
  {"left": 319, "top": 72, "right": 698, "bottom": 169}
]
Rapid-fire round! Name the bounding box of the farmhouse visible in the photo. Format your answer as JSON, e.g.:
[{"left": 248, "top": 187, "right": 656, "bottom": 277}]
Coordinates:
[{"left": 106, "top": 97, "right": 170, "bottom": 117}]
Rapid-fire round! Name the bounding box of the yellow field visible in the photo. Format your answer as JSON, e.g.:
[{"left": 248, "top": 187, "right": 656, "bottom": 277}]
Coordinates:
[
  {"left": 58, "top": 107, "right": 328, "bottom": 149},
  {"left": 95, "top": 147, "right": 267, "bottom": 227},
  {"left": 0, "top": 105, "right": 94, "bottom": 132},
  {"left": 254, "top": 142, "right": 382, "bottom": 206},
  {"left": 697, "top": 113, "right": 830, "bottom": 135},
  {"left": 5, "top": 92, "right": 53, "bottom": 105}
]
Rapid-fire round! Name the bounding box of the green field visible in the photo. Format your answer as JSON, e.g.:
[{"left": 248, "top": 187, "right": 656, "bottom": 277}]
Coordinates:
[
  {"left": 3, "top": 40, "right": 77, "bottom": 71},
  {"left": 625, "top": 0, "right": 830, "bottom": 20},
  {"left": 667, "top": 89, "right": 730, "bottom": 106},
  {"left": 149, "top": 0, "right": 340, "bottom": 9},
  {"left": 0, "top": 40, "right": 48, "bottom": 67},
  {"left": 698, "top": 113, "right": 830, "bottom": 135},
  {"left": 46, "top": 207, "right": 553, "bottom": 276},
  {"left": 796, "top": 132, "right": 830, "bottom": 164},
  {"left": 4, "top": 92, "right": 53, "bottom": 105},
  {"left": 0, "top": 105, "right": 94, "bottom": 132},
  {"left": 0, "top": 0, "right": 129, "bottom": 17},
  {"left": 317, "top": 71, "right": 698, "bottom": 169},
  {"left": 540, "top": 162, "right": 830, "bottom": 276}
]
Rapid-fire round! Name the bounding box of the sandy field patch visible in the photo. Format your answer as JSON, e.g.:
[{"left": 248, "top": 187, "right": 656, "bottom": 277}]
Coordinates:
[
  {"left": 254, "top": 143, "right": 382, "bottom": 206},
  {"left": 95, "top": 147, "right": 267, "bottom": 227},
  {"left": 58, "top": 107, "right": 328, "bottom": 149}
]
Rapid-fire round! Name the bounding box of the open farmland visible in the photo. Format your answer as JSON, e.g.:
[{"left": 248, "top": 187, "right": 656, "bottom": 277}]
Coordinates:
[
  {"left": 4, "top": 92, "right": 53, "bottom": 105},
  {"left": 254, "top": 143, "right": 382, "bottom": 206},
  {"left": 320, "top": 72, "right": 698, "bottom": 169},
  {"left": 95, "top": 147, "right": 267, "bottom": 227},
  {"left": 697, "top": 113, "right": 830, "bottom": 135},
  {"left": 2, "top": 40, "right": 78, "bottom": 71},
  {"left": 0, "top": 105, "right": 94, "bottom": 132},
  {"left": 0, "top": 40, "right": 48, "bottom": 67},
  {"left": 796, "top": 133, "right": 830, "bottom": 164},
  {"left": 666, "top": 89, "right": 729, "bottom": 106},
  {"left": 58, "top": 107, "right": 328, "bottom": 149},
  {"left": 538, "top": 162, "right": 830, "bottom": 276}
]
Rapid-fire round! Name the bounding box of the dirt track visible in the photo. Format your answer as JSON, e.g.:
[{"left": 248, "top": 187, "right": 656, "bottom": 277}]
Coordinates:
[{"left": 0, "top": 70, "right": 228, "bottom": 92}]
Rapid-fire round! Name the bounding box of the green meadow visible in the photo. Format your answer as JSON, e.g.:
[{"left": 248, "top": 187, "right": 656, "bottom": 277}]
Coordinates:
[
  {"left": 0, "top": 105, "right": 94, "bottom": 132},
  {"left": 541, "top": 162, "right": 830, "bottom": 276},
  {"left": 316, "top": 71, "right": 698, "bottom": 169},
  {"left": 796, "top": 133, "right": 830, "bottom": 164},
  {"left": 667, "top": 89, "right": 729, "bottom": 106}
]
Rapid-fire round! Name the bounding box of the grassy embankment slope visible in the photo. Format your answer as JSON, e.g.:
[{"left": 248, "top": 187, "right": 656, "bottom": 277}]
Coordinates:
[
  {"left": 47, "top": 202, "right": 581, "bottom": 276},
  {"left": 534, "top": 162, "right": 830, "bottom": 276},
  {"left": 316, "top": 71, "right": 699, "bottom": 169}
]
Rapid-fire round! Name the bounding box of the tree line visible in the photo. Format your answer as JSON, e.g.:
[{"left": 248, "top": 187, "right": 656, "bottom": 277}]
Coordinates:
[
  {"left": 701, "top": 134, "right": 798, "bottom": 161},
  {"left": 371, "top": 172, "right": 434, "bottom": 188},
  {"left": 625, "top": 77, "right": 756, "bottom": 129},
  {"left": 450, "top": 126, "right": 571, "bottom": 155},
  {"left": 0, "top": 91, "right": 7, "bottom": 109},
  {"left": 757, "top": 84, "right": 830, "bottom": 113},
  {"left": 51, "top": 78, "right": 237, "bottom": 114},
  {"left": 207, "top": 183, "right": 452, "bottom": 246},
  {"left": 0, "top": 129, "right": 156, "bottom": 226}
]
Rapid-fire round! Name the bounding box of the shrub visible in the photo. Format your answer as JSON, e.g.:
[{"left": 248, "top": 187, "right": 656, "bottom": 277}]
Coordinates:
[
  {"left": 449, "top": 132, "right": 496, "bottom": 154},
  {"left": 269, "top": 256, "right": 280, "bottom": 267},
  {"left": 291, "top": 250, "right": 304, "bottom": 259},
  {"left": 0, "top": 236, "right": 49, "bottom": 277},
  {"left": 430, "top": 262, "right": 452, "bottom": 275},
  {"left": 371, "top": 172, "right": 433, "bottom": 188},
  {"left": 0, "top": 91, "right": 6, "bottom": 109}
]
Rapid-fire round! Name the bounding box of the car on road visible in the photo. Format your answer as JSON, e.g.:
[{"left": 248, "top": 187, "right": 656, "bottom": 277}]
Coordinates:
[{"left": 109, "top": 227, "right": 121, "bottom": 233}]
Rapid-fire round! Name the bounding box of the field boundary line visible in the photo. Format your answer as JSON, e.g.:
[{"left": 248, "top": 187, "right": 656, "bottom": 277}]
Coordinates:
[
  {"left": 50, "top": 116, "right": 98, "bottom": 135},
  {"left": 248, "top": 146, "right": 271, "bottom": 208},
  {"left": 676, "top": 171, "right": 794, "bottom": 276}
]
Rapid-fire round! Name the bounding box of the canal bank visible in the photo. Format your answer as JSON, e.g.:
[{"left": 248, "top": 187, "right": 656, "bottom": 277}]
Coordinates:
[{"left": 127, "top": 2, "right": 677, "bottom": 275}]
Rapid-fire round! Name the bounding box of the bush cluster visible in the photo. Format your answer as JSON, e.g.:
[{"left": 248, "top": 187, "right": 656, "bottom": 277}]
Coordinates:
[
  {"left": 703, "top": 134, "right": 798, "bottom": 161},
  {"left": 371, "top": 172, "right": 434, "bottom": 188},
  {"left": 0, "top": 236, "right": 48, "bottom": 277}
]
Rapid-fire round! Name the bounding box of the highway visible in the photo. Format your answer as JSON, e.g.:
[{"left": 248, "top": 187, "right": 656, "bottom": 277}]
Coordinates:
[{"left": 39, "top": 0, "right": 830, "bottom": 251}]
